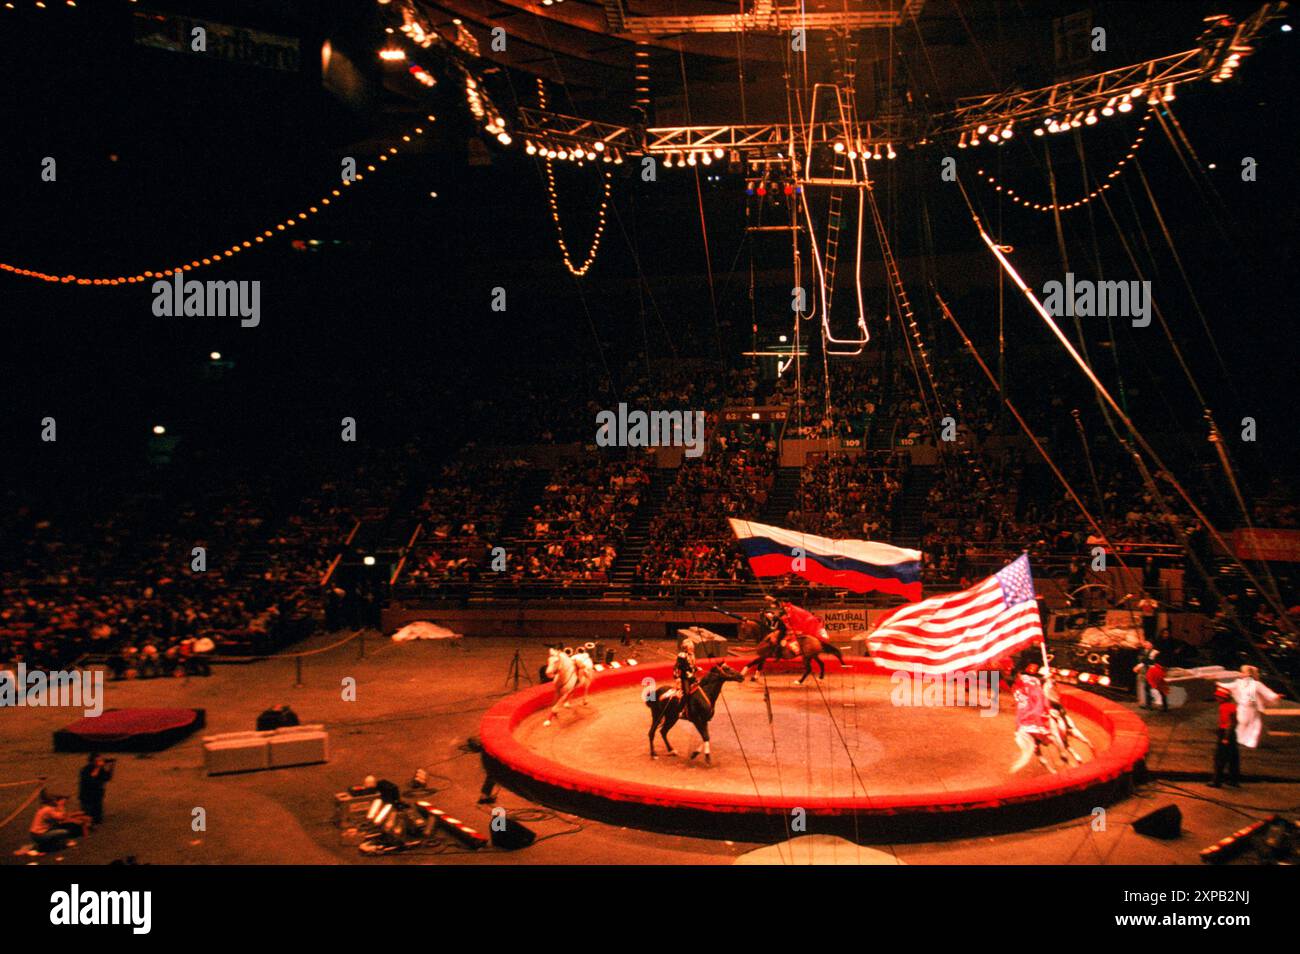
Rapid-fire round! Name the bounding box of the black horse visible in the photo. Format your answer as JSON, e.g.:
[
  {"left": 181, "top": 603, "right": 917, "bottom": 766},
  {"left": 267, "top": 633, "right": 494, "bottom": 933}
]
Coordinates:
[{"left": 645, "top": 663, "right": 744, "bottom": 763}]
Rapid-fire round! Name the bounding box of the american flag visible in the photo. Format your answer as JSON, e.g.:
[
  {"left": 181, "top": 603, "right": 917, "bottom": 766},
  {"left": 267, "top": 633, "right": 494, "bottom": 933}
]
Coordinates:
[{"left": 866, "top": 554, "right": 1043, "bottom": 674}]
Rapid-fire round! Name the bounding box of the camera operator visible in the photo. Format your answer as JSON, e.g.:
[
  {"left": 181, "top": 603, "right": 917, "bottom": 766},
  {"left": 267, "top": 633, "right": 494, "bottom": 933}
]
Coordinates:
[{"left": 78, "top": 752, "right": 115, "bottom": 826}]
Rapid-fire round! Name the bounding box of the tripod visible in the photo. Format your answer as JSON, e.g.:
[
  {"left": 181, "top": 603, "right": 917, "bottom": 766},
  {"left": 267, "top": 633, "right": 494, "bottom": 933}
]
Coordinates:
[{"left": 505, "top": 649, "right": 533, "bottom": 691}]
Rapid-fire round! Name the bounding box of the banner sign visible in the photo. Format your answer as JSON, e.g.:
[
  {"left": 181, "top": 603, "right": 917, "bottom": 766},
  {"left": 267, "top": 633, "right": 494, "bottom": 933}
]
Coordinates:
[
  {"left": 1232, "top": 528, "right": 1300, "bottom": 563},
  {"left": 816, "top": 607, "right": 869, "bottom": 634},
  {"left": 133, "top": 10, "right": 302, "bottom": 73}
]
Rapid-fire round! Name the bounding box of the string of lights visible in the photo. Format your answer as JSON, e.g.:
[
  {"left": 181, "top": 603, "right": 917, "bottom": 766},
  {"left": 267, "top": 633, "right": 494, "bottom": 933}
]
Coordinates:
[
  {"left": 0, "top": 118, "right": 433, "bottom": 286},
  {"left": 974, "top": 110, "right": 1152, "bottom": 213},
  {"left": 536, "top": 79, "right": 609, "bottom": 277}
]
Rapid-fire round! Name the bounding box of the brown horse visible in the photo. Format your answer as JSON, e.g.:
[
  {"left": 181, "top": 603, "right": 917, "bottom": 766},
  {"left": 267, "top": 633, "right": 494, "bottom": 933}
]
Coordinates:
[{"left": 737, "top": 616, "right": 845, "bottom": 685}]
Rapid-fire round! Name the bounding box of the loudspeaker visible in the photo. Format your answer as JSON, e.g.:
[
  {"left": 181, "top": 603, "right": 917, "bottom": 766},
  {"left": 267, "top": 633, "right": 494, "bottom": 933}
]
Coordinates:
[
  {"left": 1132, "top": 804, "right": 1182, "bottom": 840},
  {"left": 490, "top": 816, "right": 536, "bottom": 850}
]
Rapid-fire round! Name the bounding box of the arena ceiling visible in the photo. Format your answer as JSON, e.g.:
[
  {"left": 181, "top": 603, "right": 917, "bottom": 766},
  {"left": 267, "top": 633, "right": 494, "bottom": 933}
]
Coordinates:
[{"left": 397, "top": 0, "right": 1226, "bottom": 123}]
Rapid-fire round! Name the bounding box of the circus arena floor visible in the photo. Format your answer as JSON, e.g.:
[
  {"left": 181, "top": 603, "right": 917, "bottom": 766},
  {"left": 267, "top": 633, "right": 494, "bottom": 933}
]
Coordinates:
[{"left": 2, "top": 634, "right": 1296, "bottom": 866}]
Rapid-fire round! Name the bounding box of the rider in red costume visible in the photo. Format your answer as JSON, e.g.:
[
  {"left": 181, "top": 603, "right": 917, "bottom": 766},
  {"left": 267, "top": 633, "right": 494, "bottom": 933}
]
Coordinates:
[{"left": 767, "top": 596, "right": 829, "bottom": 655}]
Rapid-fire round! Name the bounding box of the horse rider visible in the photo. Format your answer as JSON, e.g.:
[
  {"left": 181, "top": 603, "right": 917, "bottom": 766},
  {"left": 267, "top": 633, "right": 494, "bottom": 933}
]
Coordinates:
[
  {"left": 675, "top": 638, "right": 698, "bottom": 702},
  {"left": 1010, "top": 664, "right": 1054, "bottom": 773},
  {"left": 775, "top": 598, "right": 829, "bottom": 654}
]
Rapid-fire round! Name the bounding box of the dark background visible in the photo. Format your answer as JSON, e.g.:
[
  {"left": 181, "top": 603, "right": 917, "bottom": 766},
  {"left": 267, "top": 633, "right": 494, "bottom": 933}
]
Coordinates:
[{"left": 0, "top": 0, "right": 1295, "bottom": 500}]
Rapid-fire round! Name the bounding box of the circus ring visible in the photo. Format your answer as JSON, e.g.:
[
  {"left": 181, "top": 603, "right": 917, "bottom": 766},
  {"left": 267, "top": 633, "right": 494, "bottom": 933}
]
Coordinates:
[{"left": 480, "top": 657, "right": 1149, "bottom": 842}]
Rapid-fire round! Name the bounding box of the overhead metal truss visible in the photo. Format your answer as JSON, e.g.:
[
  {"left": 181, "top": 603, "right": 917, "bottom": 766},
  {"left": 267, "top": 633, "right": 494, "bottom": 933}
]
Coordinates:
[
  {"left": 602, "top": 0, "right": 926, "bottom": 36},
  {"left": 514, "top": 3, "right": 1287, "bottom": 161}
]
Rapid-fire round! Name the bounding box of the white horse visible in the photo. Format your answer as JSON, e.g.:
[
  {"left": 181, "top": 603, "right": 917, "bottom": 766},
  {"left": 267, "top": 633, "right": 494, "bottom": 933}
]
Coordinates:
[
  {"left": 572, "top": 649, "right": 595, "bottom": 704},
  {"left": 543, "top": 647, "right": 593, "bottom": 726},
  {"left": 1044, "top": 676, "right": 1093, "bottom": 764}
]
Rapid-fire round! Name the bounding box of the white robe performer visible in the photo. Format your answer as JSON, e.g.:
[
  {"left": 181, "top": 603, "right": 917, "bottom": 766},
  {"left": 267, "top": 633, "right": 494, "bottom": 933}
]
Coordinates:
[{"left": 1221, "top": 666, "right": 1281, "bottom": 749}]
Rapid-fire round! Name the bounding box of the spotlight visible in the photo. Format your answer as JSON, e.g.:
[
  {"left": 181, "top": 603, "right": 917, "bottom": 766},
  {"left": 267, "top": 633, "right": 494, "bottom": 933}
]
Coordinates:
[
  {"left": 1102, "top": 97, "right": 1117, "bottom": 116},
  {"left": 152, "top": 425, "right": 166, "bottom": 435},
  {"left": 701, "top": 151, "right": 712, "bottom": 165},
  {"left": 977, "top": 123, "right": 988, "bottom": 134},
  {"left": 1000, "top": 123, "right": 1013, "bottom": 139},
  {"left": 1162, "top": 83, "right": 1176, "bottom": 101},
  {"left": 886, "top": 143, "right": 897, "bottom": 159},
  {"left": 1085, "top": 108, "right": 1098, "bottom": 125},
  {"left": 957, "top": 131, "right": 968, "bottom": 148},
  {"left": 686, "top": 152, "right": 697, "bottom": 166},
  {"left": 525, "top": 141, "right": 537, "bottom": 155},
  {"left": 1118, "top": 97, "right": 1133, "bottom": 113},
  {"left": 1033, "top": 127, "right": 1045, "bottom": 137},
  {"left": 363, "top": 556, "right": 376, "bottom": 566},
  {"left": 497, "top": 132, "right": 512, "bottom": 145},
  {"left": 713, "top": 146, "right": 724, "bottom": 158},
  {"left": 593, "top": 141, "right": 605, "bottom": 152},
  {"left": 209, "top": 351, "right": 221, "bottom": 361},
  {"left": 1131, "top": 86, "right": 1144, "bottom": 97},
  {"left": 833, "top": 141, "right": 846, "bottom": 153}
]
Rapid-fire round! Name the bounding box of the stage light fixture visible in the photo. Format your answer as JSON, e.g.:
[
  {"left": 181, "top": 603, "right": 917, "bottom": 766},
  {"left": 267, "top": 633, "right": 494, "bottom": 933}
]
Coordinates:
[
  {"left": 363, "top": 556, "right": 376, "bottom": 566},
  {"left": 209, "top": 351, "right": 221, "bottom": 360},
  {"left": 1118, "top": 97, "right": 1133, "bottom": 112},
  {"left": 1085, "top": 108, "right": 1098, "bottom": 125},
  {"left": 713, "top": 147, "right": 725, "bottom": 159},
  {"left": 1000, "top": 124, "right": 1013, "bottom": 138},
  {"left": 833, "top": 141, "right": 846, "bottom": 153},
  {"left": 957, "top": 131, "right": 967, "bottom": 148},
  {"left": 1033, "top": 127, "right": 1045, "bottom": 137},
  {"left": 886, "top": 143, "right": 897, "bottom": 159},
  {"left": 152, "top": 425, "right": 165, "bottom": 435},
  {"left": 977, "top": 124, "right": 988, "bottom": 134},
  {"left": 686, "top": 152, "right": 698, "bottom": 166},
  {"left": 1162, "top": 83, "right": 1176, "bottom": 101},
  {"left": 1102, "top": 97, "right": 1117, "bottom": 116},
  {"left": 593, "top": 141, "right": 605, "bottom": 152}
]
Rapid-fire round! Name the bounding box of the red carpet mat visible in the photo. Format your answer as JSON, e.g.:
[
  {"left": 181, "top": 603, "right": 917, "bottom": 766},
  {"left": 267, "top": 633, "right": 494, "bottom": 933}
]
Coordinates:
[{"left": 54, "top": 708, "right": 206, "bottom": 752}]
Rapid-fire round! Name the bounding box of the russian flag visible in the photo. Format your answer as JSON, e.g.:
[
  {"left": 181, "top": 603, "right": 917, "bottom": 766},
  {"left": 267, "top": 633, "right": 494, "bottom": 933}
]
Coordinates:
[{"left": 728, "top": 518, "right": 922, "bottom": 601}]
